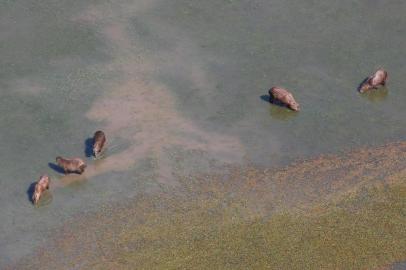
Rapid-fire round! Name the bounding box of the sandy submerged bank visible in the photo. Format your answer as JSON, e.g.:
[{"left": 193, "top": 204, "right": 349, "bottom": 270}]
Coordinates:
[{"left": 10, "top": 142, "right": 406, "bottom": 270}]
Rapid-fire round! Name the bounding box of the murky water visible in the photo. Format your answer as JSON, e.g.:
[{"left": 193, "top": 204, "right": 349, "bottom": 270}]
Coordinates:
[{"left": 0, "top": 0, "right": 405, "bottom": 268}]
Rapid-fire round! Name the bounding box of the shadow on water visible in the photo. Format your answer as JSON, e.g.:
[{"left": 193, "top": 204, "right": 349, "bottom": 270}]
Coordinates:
[
  {"left": 48, "top": 162, "right": 65, "bottom": 174},
  {"left": 26, "top": 182, "right": 36, "bottom": 204},
  {"left": 357, "top": 77, "right": 370, "bottom": 92},
  {"left": 361, "top": 87, "right": 389, "bottom": 103},
  {"left": 260, "top": 94, "right": 271, "bottom": 103},
  {"left": 269, "top": 106, "right": 297, "bottom": 120},
  {"left": 84, "top": 137, "right": 94, "bottom": 158},
  {"left": 260, "top": 95, "right": 297, "bottom": 121}
]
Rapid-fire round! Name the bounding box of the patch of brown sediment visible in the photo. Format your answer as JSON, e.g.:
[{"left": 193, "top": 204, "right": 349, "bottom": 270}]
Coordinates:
[
  {"left": 53, "top": 2, "right": 246, "bottom": 187},
  {"left": 52, "top": 65, "right": 245, "bottom": 187},
  {"left": 213, "top": 141, "right": 406, "bottom": 213},
  {"left": 10, "top": 142, "right": 406, "bottom": 270},
  {"left": 167, "top": 141, "right": 406, "bottom": 217},
  {"left": 74, "top": 78, "right": 243, "bottom": 185}
]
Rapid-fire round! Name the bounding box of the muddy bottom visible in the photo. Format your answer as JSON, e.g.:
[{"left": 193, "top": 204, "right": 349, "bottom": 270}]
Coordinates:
[{"left": 10, "top": 142, "right": 406, "bottom": 270}]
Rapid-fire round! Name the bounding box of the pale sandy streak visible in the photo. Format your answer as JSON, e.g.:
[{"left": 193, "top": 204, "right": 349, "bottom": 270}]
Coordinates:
[{"left": 55, "top": 3, "right": 245, "bottom": 186}]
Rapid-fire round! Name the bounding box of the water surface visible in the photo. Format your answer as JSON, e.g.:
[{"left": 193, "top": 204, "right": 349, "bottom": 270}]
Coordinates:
[{"left": 0, "top": 0, "right": 405, "bottom": 268}]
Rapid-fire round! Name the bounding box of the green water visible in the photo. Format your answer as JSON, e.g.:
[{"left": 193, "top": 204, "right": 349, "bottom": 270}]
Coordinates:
[{"left": 0, "top": 0, "right": 405, "bottom": 268}]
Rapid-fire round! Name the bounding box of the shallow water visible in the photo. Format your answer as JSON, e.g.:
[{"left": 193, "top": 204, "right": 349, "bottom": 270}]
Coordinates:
[
  {"left": 9, "top": 143, "right": 406, "bottom": 269},
  {"left": 0, "top": 0, "right": 405, "bottom": 268}
]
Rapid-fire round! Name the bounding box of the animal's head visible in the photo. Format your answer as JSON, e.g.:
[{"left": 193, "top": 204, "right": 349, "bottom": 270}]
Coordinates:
[
  {"left": 41, "top": 175, "right": 50, "bottom": 187},
  {"left": 359, "top": 83, "right": 370, "bottom": 93},
  {"left": 290, "top": 101, "right": 300, "bottom": 111},
  {"left": 79, "top": 163, "right": 87, "bottom": 174}
]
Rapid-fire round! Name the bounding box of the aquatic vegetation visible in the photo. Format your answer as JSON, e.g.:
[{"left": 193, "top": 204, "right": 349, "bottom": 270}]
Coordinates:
[
  {"left": 13, "top": 145, "right": 406, "bottom": 269},
  {"left": 88, "top": 185, "right": 406, "bottom": 270},
  {"left": 2, "top": 0, "right": 406, "bottom": 267}
]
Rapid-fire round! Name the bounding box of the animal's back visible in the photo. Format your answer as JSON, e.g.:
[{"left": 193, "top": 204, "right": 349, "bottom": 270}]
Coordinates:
[
  {"left": 94, "top": 131, "right": 106, "bottom": 142},
  {"left": 371, "top": 70, "right": 387, "bottom": 86},
  {"left": 270, "top": 87, "right": 289, "bottom": 100}
]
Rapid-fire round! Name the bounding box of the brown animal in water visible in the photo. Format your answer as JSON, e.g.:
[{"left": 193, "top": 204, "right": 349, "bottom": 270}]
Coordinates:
[
  {"left": 93, "top": 130, "right": 106, "bottom": 158},
  {"left": 269, "top": 87, "right": 300, "bottom": 111},
  {"left": 56, "top": 156, "right": 87, "bottom": 174},
  {"left": 32, "top": 175, "right": 50, "bottom": 205},
  {"left": 359, "top": 69, "right": 388, "bottom": 93}
]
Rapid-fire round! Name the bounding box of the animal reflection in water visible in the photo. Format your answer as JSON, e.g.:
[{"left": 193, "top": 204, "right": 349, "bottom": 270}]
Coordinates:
[
  {"left": 362, "top": 87, "right": 389, "bottom": 102},
  {"left": 269, "top": 104, "right": 297, "bottom": 120}
]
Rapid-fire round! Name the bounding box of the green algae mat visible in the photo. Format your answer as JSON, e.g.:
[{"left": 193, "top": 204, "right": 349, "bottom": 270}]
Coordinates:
[{"left": 13, "top": 143, "right": 406, "bottom": 270}]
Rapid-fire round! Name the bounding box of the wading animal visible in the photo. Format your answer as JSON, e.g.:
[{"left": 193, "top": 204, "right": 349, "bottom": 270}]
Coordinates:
[
  {"left": 93, "top": 130, "right": 106, "bottom": 158},
  {"left": 359, "top": 69, "right": 388, "bottom": 93},
  {"left": 32, "top": 175, "right": 50, "bottom": 205},
  {"left": 269, "top": 87, "right": 300, "bottom": 111},
  {"left": 56, "top": 157, "right": 87, "bottom": 174}
]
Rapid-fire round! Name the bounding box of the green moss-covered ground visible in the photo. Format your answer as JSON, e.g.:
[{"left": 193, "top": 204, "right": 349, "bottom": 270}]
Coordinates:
[
  {"left": 86, "top": 184, "right": 405, "bottom": 270},
  {"left": 13, "top": 143, "right": 406, "bottom": 270}
]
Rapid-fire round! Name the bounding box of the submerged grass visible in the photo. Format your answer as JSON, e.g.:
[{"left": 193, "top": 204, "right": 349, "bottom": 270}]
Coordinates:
[
  {"left": 12, "top": 143, "right": 406, "bottom": 270},
  {"left": 85, "top": 184, "right": 405, "bottom": 270}
]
